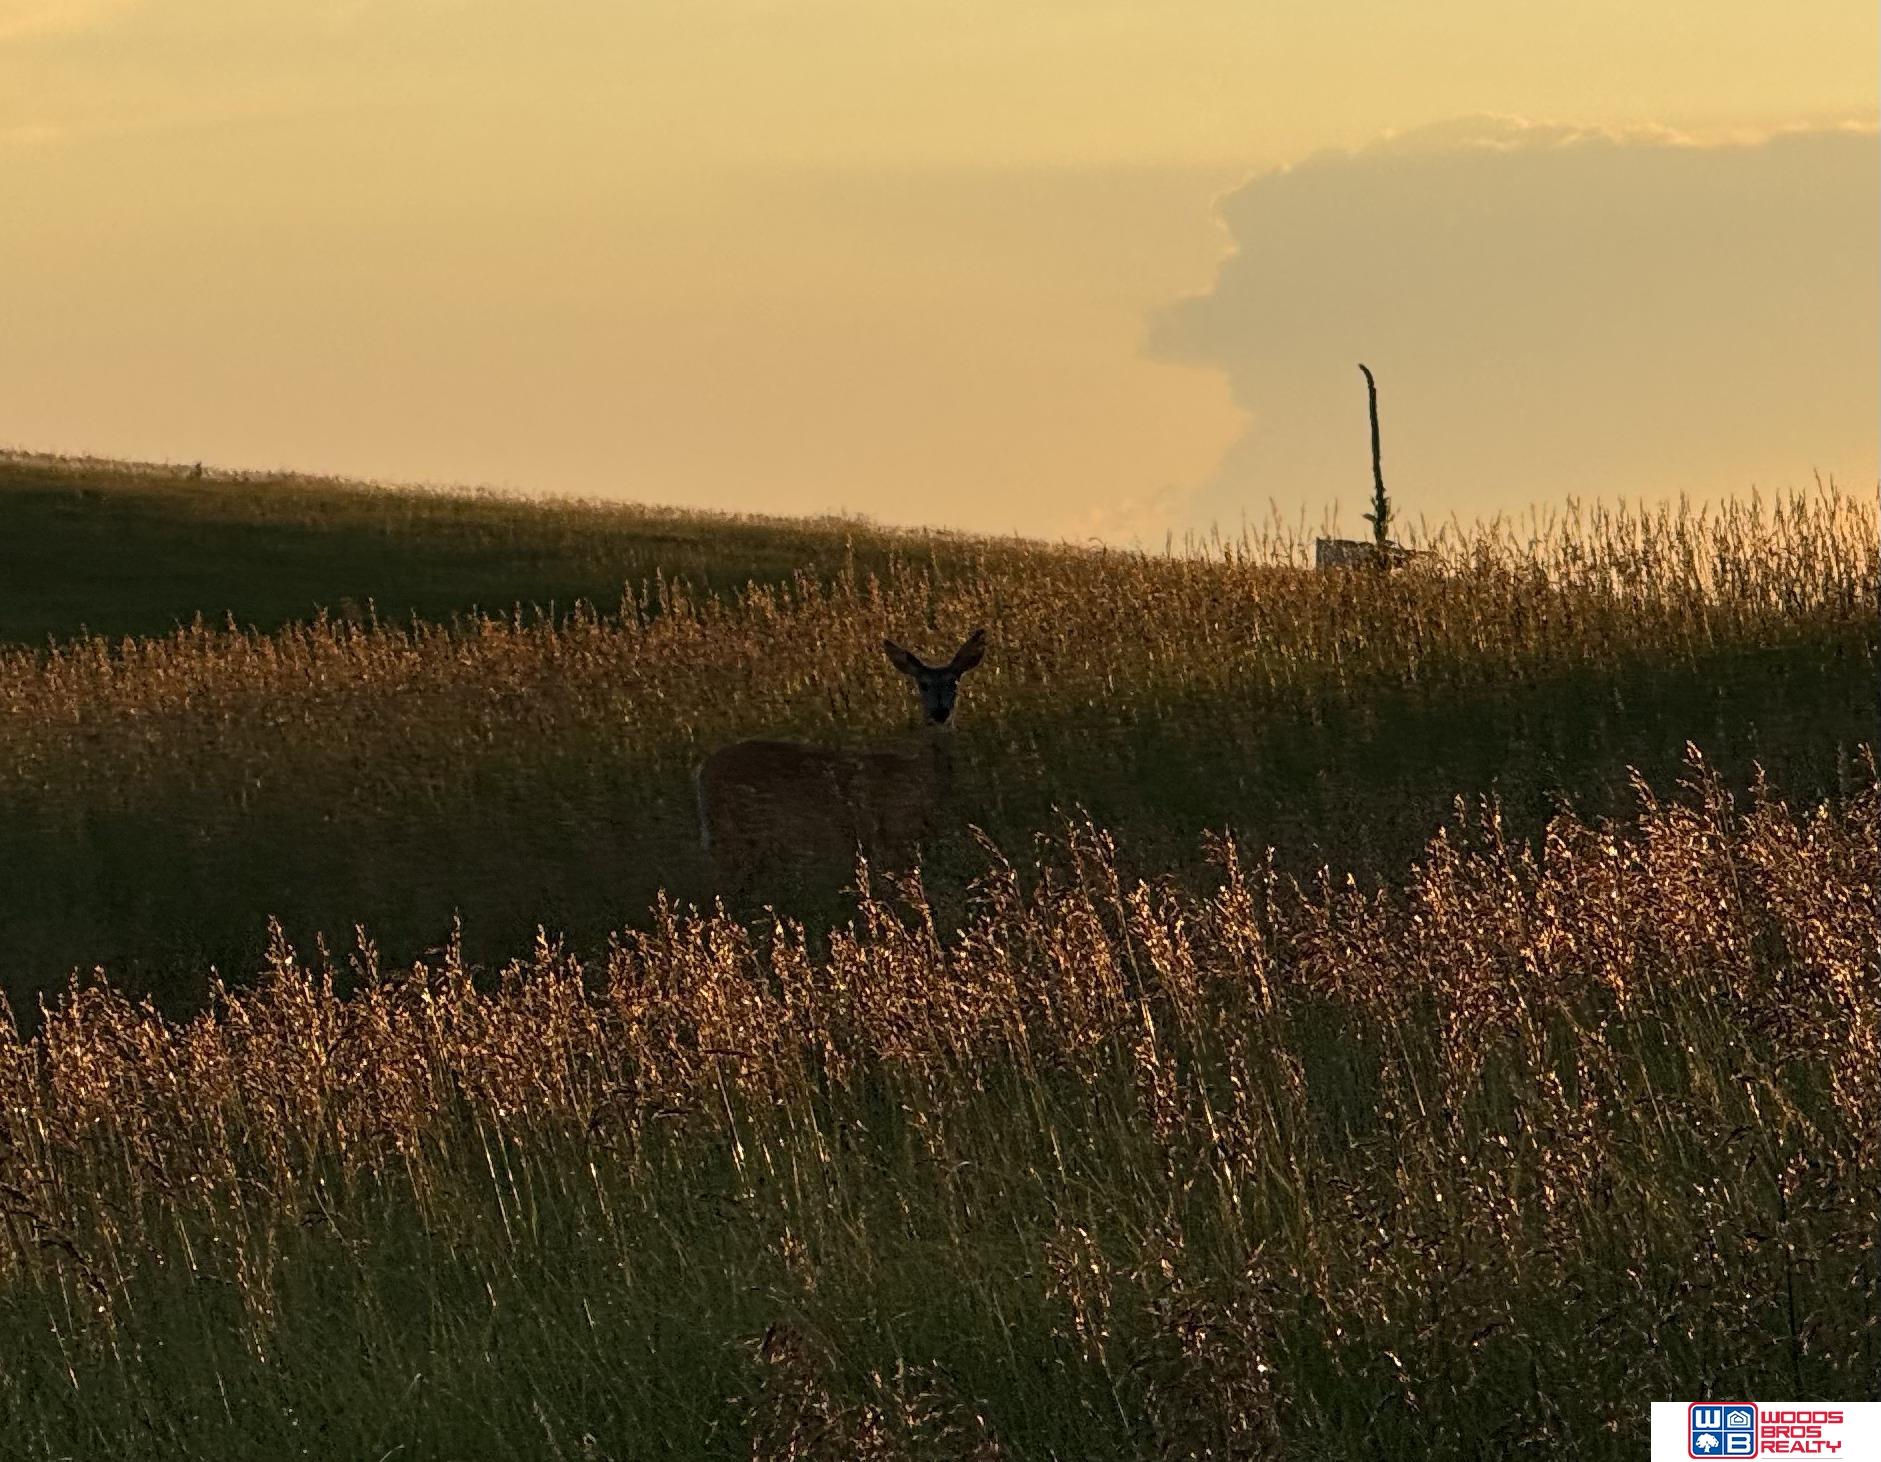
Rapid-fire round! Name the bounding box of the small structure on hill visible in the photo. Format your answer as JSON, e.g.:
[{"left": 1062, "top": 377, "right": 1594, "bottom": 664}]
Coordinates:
[{"left": 1314, "top": 535, "right": 1425, "bottom": 570}]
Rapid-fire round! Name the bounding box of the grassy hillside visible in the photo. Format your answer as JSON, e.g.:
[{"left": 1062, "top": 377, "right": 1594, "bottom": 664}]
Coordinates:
[
  {"left": 0, "top": 470, "right": 1872, "bottom": 1011},
  {"left": 0, "top": 451, "right": 1000, "bottom": 646},
  {"left": 1, "top": 457, "right": 1875, "bottom": 1458}
]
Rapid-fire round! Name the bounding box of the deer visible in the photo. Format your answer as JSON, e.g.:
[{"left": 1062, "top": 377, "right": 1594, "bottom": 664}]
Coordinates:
[{"left": 693, "top": 629, "right": 988, "bottom": 881}]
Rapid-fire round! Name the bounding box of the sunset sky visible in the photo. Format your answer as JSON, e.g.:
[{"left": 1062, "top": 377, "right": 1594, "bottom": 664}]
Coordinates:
[{"left": 2, "top": 2, "right": 1874, "bottom": 541}]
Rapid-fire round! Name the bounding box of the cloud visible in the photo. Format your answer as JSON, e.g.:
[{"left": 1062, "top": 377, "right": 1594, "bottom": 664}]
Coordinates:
[{"left": 1148, "top": 116, "right": 1879, "bottom": 533}]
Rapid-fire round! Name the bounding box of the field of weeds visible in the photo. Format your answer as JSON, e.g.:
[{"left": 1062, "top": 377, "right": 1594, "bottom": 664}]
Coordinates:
[
  {"left": 1, "top": 483, "right": 1872, "bottom": 1007},
  {"left": 1, "top": 760, "right": 1873, "bottom": 1457},
  {"left": 0, "top": 469, "right": 1875, "bottom": 1456}
]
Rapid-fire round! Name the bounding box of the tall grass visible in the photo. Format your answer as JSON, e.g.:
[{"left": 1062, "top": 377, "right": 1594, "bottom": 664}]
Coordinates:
[
  {"left": 2, "top": 486, "right": 1872, "bottom": 1008},
  {"left": 0, "top": 755, "right": 1872, "bottom": 1458}
]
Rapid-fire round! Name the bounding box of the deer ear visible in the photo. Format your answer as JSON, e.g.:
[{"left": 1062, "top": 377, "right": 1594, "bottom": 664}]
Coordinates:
[
  {"left": 883, "top": 639, "right": 925, "bottom": 677},
  {"left": 949, "top": 628, "right": 987, "bottom": 674}
]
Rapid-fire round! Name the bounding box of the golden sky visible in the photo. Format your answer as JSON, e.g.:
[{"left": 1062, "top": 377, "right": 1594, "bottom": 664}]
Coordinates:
[{"left": 2, "top": 2, "right": 1874, "bottom": 539}]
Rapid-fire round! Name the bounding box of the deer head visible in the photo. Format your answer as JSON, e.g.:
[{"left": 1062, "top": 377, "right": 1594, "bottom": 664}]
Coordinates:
[{"left": 881, "top": 628, "right": 987, "bottom": 726}]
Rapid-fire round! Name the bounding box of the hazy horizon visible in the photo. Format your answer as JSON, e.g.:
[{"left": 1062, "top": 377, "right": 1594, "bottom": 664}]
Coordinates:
[{"left": 2, "top": 2, "right": 1874, "bottom": 542}]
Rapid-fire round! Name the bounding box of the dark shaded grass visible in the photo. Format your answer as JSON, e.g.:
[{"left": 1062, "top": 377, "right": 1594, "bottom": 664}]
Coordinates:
[
  {"left": 0, "top": 453, "right": 994, "bottom": 647},
  {"left": 2, "top": 620, "right": 1863, "bottom": 1014}
]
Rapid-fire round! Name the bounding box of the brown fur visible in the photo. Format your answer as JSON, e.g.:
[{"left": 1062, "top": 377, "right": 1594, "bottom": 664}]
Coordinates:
[
  {"left": 695, "top": 736, "right": 948, "bottom": 875},
  {"left": 694, "top": 630, "right": 985, "bottom": 882}
]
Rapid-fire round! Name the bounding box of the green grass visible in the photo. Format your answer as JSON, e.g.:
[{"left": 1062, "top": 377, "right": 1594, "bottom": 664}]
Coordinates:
[{"left": 0, "top": 450, "right": 1000, "bottom": 646}]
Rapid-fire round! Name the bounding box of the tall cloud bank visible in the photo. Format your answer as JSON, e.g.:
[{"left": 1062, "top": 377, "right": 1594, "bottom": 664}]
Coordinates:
[{"left": 1148, "top": 118, "right": 1878, "bottom": 533}]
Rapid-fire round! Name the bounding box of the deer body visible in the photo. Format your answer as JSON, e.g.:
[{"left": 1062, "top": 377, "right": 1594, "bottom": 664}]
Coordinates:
[{"left": 695, "top": 630, "right": 985, "bottom": 878}]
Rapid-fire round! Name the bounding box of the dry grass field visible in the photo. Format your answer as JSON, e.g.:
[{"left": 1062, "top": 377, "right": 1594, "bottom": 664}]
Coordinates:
[
  {"left": 1, "top": 466, "right": 1870, "bottom": 1009},
  {"left": 0, "top": 459, "right": 1874, "bottom": 1457}
]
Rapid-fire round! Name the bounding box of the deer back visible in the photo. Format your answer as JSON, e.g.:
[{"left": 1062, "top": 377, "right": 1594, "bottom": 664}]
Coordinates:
[{"left": 695, "top": 736, "right": 941, "bottom": 869}]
